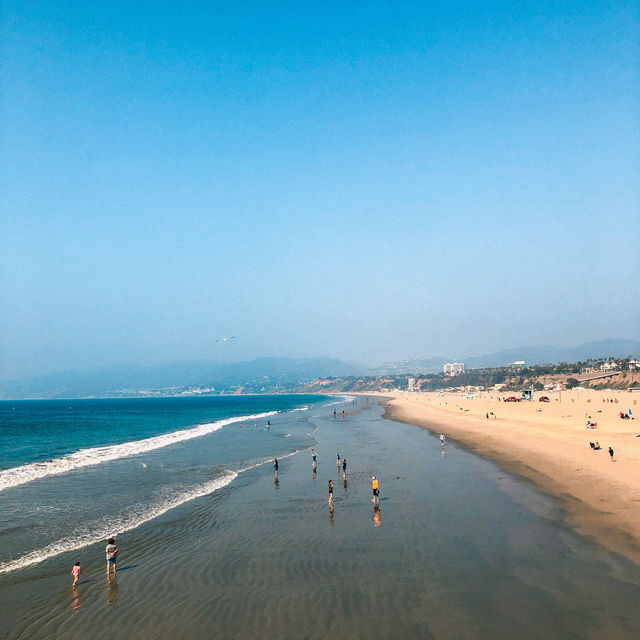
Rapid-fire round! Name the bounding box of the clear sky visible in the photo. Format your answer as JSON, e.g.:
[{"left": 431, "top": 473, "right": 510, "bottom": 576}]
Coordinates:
[{"left": 1, "top": 1, "right": 638, "bottom": 379}]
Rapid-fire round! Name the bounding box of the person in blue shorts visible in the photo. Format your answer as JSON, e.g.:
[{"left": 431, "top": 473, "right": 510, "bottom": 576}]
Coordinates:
[{"left": 105, "top": 537, "right": 118, "bottom": 581}]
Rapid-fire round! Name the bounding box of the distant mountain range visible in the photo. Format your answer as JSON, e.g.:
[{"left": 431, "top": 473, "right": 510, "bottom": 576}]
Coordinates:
[
  {"left": 0, "top": 357, "right": 362, "bottom": 400},
  {"left": 1, "top": 339, "right": 638, "bottom": 399},
  {"left": 370, "top": 339, "right": 640, "bottom": 374}
]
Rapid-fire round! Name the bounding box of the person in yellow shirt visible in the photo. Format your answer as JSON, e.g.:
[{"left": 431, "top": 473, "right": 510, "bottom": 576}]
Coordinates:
[{"left": 371, "top": 476, "right": 380, "bottom": 504}]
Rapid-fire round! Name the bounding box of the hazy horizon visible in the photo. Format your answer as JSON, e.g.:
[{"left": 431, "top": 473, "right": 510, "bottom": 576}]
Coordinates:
[{"left": 2, "top": 2, "right": 638, "bottom": 380}]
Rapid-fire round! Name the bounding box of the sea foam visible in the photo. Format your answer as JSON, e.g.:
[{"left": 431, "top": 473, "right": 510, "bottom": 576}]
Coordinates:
[
  {"left": 0, "top": 411, "right": 277, "bottom": 492},
  {"left": 0, "top": 450, "right": 302, "bottom": 575},
  {"left": 0, "top": 471, "right": 238, "bottom": 575}
]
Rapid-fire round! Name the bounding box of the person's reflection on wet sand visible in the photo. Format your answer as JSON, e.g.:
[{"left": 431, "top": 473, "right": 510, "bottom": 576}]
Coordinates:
[
  {"left": 106, "top": 580, "right": 119, "bottom": 606},
  {"left": 71, "top": 586, "right": 81, "bottom": 611},
  {"left": 329, "top": 503, "right": 335, "bottom": 526},
  {"left": 343, "top": 477, "right": 348, "bottom": 490},
  {"left": 372, "top": 505, "right": 381, "bottom": 527},
  {"left": 312, "top": 468, "right": 317, "bottom": 481},
  {"left": 274, "top": 478, "right": 280, "bottom": 490}
]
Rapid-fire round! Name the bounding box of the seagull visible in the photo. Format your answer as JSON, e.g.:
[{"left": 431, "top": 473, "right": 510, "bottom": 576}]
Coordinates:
[{"left": 216, "top": 336, "right": 236, "bottom": 343}]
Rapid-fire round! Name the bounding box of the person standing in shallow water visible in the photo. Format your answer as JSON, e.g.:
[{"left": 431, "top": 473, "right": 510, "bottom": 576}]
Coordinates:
[
  {"left": 71, "top": 561, "right": 82, "bottom": 586},
  {"left": 342, "top": 458, "right": 347, "bottom": 478},
  {"left": 328, "top": 479, "right": 334, "bottom": 505},
  {"left": 105, "top": 538, "right": 118, "bottom": 580},
  {"left": 371, "top": 476, "right": 380, "bottom": 504},
  {"left": 273, "top": 458, "right": 278, "bottom": 478}
]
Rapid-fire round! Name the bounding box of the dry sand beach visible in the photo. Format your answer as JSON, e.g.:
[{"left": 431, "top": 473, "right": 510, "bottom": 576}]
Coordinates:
[{"left": 385, "top": 389, "right": 640, "bottom": 564}]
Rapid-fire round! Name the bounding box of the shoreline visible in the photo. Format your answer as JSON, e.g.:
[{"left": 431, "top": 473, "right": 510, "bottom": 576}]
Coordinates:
[{"left": 382, "top": 389, "right": 640, "bottom": 566}]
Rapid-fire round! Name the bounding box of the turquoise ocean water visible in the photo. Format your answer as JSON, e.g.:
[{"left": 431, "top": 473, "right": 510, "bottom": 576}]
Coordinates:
[{"left": 0, "top": 395, "right": 328, "bottom": 574}]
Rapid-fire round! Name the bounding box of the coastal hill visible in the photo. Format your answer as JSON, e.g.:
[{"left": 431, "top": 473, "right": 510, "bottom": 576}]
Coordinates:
[
  {"left": 0, "top": 357, "right": 362, "bottom": 400},
  {"left": 1, "top": 339, "right": 638, "bottom": 399},
  {"left": 370, "top": 339, "right": 640, "bottom": 374}
]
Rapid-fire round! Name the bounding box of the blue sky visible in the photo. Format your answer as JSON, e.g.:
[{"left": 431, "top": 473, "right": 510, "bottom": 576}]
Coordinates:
[{"left": 1, "top": 1, "right": 638, "bottom": 378}]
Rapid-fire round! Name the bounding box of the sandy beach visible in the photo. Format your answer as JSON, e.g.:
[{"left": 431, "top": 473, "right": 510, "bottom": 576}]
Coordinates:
[{"left": 385, "top": 389, "right": 640, "bottom": 564}]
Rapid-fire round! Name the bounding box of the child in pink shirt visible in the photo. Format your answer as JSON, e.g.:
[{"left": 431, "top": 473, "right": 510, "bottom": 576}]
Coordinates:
[{"left": 71, "top": 561, "right": 82, "bottom": 586}]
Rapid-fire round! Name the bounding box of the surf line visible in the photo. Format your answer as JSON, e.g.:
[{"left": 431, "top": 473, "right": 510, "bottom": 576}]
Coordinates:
[
  {"left": 0, "top": 471, "right": 238, "bottom": 575},
  {"left": 0, "top": 411, "right": 278, "bottom": 493},
  {"left": 0, "top": 449, "right": 302, "bottom": 575}
]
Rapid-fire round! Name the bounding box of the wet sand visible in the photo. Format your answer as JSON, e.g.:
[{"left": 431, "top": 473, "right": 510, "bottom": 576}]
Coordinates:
[
  {"left": 384, "top": 389, "right": 640, "bottom": 565},
  {"left": 2, "top": 397, "right": 640, "bottom": 639}
]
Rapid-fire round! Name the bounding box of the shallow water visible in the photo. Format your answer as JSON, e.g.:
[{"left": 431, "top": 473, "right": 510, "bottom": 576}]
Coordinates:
[{"left": 1, "top": 397, "right": 639, "bottom": 639}]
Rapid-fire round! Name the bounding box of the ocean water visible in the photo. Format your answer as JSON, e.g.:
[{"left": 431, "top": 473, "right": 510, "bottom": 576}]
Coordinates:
[
  {"left": 1, "top": 396, "right": 640, "bottom": 639},
  {"left": 0, "top": 395, "right": 328, "bottom": 574}
]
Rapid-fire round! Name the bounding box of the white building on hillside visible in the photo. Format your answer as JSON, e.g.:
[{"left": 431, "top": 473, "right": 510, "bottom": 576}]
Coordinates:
[
  {"left": 407, "top": 377, "right": 415, "bottom": 392},
  {"left": 444, "top": 362, "right": 465, "bottom": 376}
]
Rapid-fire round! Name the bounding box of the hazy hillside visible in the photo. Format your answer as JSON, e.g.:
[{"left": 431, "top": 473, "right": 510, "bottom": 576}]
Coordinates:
[
  {"left": 371, "top": 339, "right": 640, "bottom": 374},
  {"left": 2, "top": 339, "right": 637, "bottom": 399},
  {"left": 0, "top": 357, "right": 362, "bottom": 399}
]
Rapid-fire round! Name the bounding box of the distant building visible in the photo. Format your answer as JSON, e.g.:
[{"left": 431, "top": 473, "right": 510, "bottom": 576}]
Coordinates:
[
  {"left": 508, "top": 361, "right": 526, "bottom": 370},
  {"left": 629, "top": 360, "right": 640, "bottom": 370},
  {"left": 444, "top": 362, "right": 465, "bottom": 376},
  {"left": 600, "top": 362, "right": 618, "bottom": 372},
  {"left": 407, "top": 377, "right": 415, "bottom": 392}
]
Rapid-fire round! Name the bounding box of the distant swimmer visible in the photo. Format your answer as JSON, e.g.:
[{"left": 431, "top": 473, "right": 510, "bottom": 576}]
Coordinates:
[
  {"left": 71, "top": 561, "right": 82, "bottom": 586},
  {"left": 371, "top": 476, "right": 380, "bottom": 504},
  {"left": 105, "top": 538, "right": 118, "bottom": 581},
  {"left": 328, "top": 479, "right": 334, "bottom": 505}
]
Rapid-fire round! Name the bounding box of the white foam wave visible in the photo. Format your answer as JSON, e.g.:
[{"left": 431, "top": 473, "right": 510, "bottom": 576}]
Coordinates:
[
  {"left": 0, "top": 449, "right": 304, "bottom": 575},
  {"left": 0, "top": 471, "right": 238, "bottom": 575},
  {"left": 0, "top": 411, "right": 277, "bottom": 492}
]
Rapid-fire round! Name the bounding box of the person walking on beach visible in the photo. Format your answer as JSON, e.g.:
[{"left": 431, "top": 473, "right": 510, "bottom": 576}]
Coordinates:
[
  {"left": 609, "top": 446, "right": 614, "bottom": 461},
  {"left": 371, "top": 476, "right": 380, "bottom": 504},
  {"left": 311, "top": 449, "right": 317, "bottom": 469},
  {"left": 71, "top": 561, "right": 82, "bottom": 586},
  {"left": 328, "top": 479, "right": 334, "bottom": 506},
  {"left": 342, "top": 458, "right": 347, "bottom": 478},
  {"left": 106, "top": 538, "right": 118, "bottom": 580},
  {"left": 440, "top": 433, "right": 446, "bottom": 448},
  {"left": 336, "top": 452, "right": 341, "bottom": 469},
  {"left": 273, "top": 458, "right": 279, "bottom": 478}
]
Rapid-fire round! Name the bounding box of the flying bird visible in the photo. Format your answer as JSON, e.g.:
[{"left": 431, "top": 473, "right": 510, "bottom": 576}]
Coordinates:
[{"left": 216, "top": 336, "right": 236, "bottom": 343}]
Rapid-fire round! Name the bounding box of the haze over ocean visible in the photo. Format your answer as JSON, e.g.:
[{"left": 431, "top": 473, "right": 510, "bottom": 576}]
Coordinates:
[{"left": 1, "top": 1, "right": 638, "bottom": 380}]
